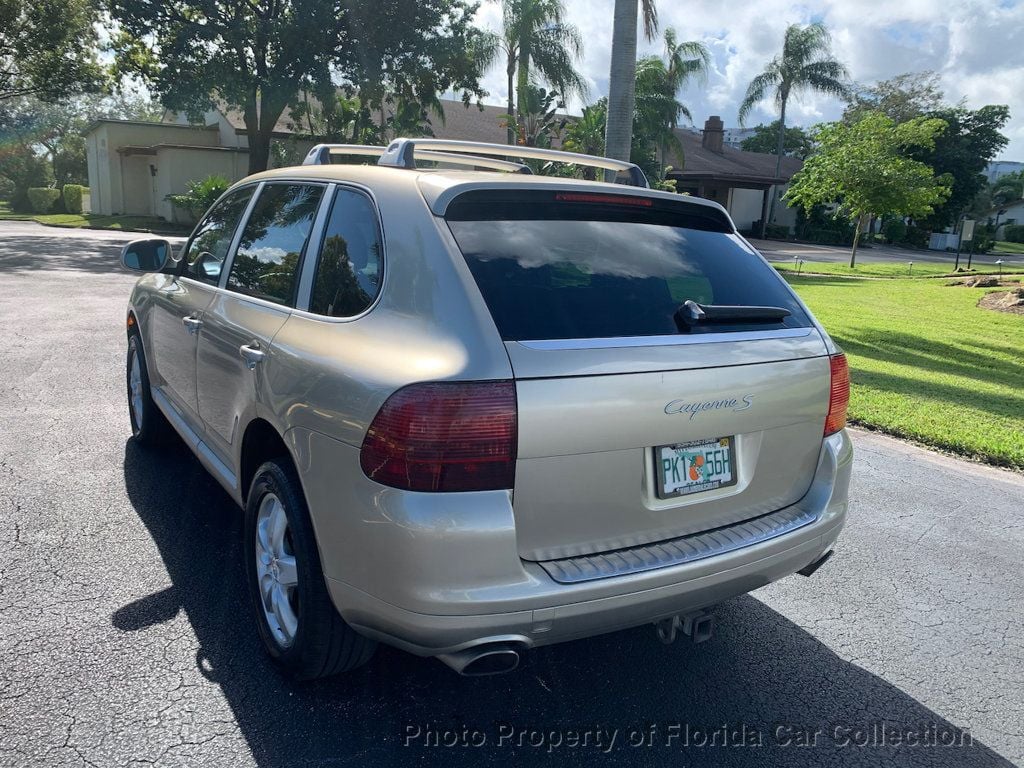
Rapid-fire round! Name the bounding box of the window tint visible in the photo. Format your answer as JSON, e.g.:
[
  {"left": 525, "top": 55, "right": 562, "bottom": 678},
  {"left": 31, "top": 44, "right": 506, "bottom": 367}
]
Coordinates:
[
  {"left": 445, "top": 190, "right": 811, "bottom": 341},
  {"left": 226, "top": 184, "right": 323, "bottom": 305},
  {"left": 309, "top": 188, "right": 383, "bottom": 317},
  {"left": 183, "top": 187, "right": 254, "bottom": 284}
]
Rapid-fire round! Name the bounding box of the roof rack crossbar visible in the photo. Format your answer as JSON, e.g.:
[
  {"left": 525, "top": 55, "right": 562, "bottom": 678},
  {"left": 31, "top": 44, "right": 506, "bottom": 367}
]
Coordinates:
[
  {"left": 378, "top": 138, "right": 649, "bottom": 188},
  {"left": 302, "top": 143, "right": 532, "bottom": 173}
]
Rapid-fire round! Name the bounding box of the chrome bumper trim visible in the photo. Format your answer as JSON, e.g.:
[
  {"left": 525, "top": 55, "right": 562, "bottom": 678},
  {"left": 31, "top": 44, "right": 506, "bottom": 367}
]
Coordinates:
[{"left": 537, "top": 506, "right": 818, "bottom": 584}]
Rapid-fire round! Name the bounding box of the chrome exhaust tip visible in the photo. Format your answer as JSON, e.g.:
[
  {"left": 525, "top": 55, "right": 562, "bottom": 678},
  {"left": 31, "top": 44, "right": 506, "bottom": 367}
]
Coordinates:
[{"left": 437, "top": 644, "right": 521, "bottom": 676}]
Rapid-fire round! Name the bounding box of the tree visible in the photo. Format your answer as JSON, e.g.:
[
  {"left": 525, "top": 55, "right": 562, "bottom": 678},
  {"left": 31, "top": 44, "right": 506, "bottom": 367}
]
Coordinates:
[
  {"left": 108, "top": 0, "right": 494, "bottom": 173},
  {"left": 604, "top": 0, "right": 658, "bottom": 163},
  {"left": 509, "top": 85, "right": 567, "bottom": 147},
  {"left": 492, "top": 0, "right": 586, "bottom": 145},
  {"left": 739, "top": 23, "right": 849, "bottom": 236},
  {"left": 740, "top": 121, "right": 814, "bottom": 159},
  {"left": 0, "top": 0, "right": 104, "bottom": 102},
  {"left": 908, "top": 105, "right": 1010, "bottom": 229},
  {"left": 0, "top": 145, "right": 53, "bottom": 211},
  {"left": 785, "top": 112, "right": 951, "bottom": 267},
  {"left": 844, "top": 71, "right": 945, "bottom": 124},
  {"left": 992, "top": 170, "right": 1024, "bottom": 206}
]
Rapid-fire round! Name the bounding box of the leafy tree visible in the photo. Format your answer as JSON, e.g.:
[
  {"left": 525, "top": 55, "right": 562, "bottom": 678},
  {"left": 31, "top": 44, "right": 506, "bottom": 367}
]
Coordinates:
[
  {"left": 0, "top": 91, "right": 162, "bottom": 188},
  {"left": 108, "top": 0, "right": 494, "bottom": 173},
  {"left": 0, "top": 145, "right": 54, "bottom": 211},
  {"left": 0, "top": 0, "right": 104, "bottom": 102},
  {"left": 604, "top": 0, "right": 659, "bottom": 163},
  {"left": 908, "top": 105, "right": 1009, "bottom": 229},
  {"left": 741, "top": 121, "right": 814, "bottom": 159},
  {"left": 844, "top": 71, "right": 945, "bottom": 124},
  {"left": 489, "top": 0, "right": 586, "bottom": 145},
  {"left": 992, "top": 170, "right": 1024, "bottom": 206},
  {"left": 785, "top": 112, "right": 951, "bottom": 267},
  {"left": 739, "top": 23, "right": 849, "bottom": 236}
]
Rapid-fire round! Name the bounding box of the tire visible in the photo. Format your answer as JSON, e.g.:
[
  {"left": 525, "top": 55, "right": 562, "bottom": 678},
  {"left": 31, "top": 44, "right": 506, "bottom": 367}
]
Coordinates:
[
  {"left": 127, "top": 331, "right": 172, "bottom": 446},
  {"left": 244, "top": 458, "right": 376, "bottom": 680}
]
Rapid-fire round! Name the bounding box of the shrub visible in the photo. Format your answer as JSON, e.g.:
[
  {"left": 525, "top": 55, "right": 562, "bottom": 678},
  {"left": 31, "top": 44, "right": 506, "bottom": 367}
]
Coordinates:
[
  {"left": 764, "top": 223, "right": 791, "bottom": 239},
  {"left": 62, "top": 184, "right": 89, "bottom": 214},
  {"left": 166, "top": 174, "right": 230, "bottom": 219},
  {"left": 901, "top": 225, "right": 930, "bottom": 248},
  {"left": 1004, "top": 224, "right": 1024, "bottom": 243},
  {"left": 27, "top": 187, "right": 61, "bottom": 213},
  {"left": 804, "top": 227, "right": 853, "bottom": 246},
  {"left": 883, "top": 218, "right": 907, "bottom": 244}
]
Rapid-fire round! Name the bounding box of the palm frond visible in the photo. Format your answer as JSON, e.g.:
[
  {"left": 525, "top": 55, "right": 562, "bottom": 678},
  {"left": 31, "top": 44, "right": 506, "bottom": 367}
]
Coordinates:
[
  {"left": 738, "top": 70, "right": 779, "bottom": 125},
  {"left": 641, "top": 0, "right": 659, "bottom": 42}
]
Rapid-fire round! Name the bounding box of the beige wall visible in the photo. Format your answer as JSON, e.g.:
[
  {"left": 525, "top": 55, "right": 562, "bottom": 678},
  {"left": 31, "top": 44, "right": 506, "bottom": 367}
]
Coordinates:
[
  {"left": 728, "top": 188, "right": 765, "bottom": 231},
  {"left": 85, "top": 121, "right": 219, "bottom": 215},
  {"left": 154, "top": 147, "right": 250, "bottom": 222}
]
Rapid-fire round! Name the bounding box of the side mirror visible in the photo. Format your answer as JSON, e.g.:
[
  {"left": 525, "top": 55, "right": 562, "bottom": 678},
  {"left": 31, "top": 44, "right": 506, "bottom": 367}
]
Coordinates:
[{"left": 121, "top": 239, "right": 172, "bottom": 273}]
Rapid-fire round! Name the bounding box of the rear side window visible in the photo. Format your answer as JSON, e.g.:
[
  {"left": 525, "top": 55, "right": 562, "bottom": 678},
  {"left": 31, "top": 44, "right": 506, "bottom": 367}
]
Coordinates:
[
  {"left": 226, "top": 183, "right": 324, "bottom": 305},
  {"left": 309, "top": 188, "right": 383, "bottom": 317},
  {"left": 445, "top": 190, "right": 811, "bottom": 341}
]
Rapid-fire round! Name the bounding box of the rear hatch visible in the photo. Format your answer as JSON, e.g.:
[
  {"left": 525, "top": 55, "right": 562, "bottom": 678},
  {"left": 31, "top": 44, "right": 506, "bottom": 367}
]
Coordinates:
[{"left": 444, "top": 189, "right": 830, "bottom": 562}]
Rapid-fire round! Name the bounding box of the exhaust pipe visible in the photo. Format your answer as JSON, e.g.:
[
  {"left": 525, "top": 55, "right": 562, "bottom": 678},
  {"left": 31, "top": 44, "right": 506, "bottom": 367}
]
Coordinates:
[{"left": 437, "top": 644, "right": 521, "bottom": 676}]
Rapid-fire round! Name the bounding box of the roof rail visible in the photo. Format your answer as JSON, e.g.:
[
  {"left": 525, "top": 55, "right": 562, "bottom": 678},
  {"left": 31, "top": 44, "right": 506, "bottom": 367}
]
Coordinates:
[
  {"left": 379, "top": 138, "right": 649, "bottom": 188},
  {"left": 302, "top": 143, "right": 532, "bottom": 174},
  {"left": 303, "top": 139, "right": 650, "bottom": 188}
]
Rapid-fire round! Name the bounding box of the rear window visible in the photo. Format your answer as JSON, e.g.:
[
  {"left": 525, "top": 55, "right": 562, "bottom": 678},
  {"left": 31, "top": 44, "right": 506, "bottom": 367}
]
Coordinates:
[{"left": 445, "top": 190, "right": 811, "bottom": 341}]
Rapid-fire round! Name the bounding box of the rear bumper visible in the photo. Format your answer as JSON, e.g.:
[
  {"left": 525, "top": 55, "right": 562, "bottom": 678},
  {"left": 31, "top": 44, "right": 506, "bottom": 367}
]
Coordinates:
[{"left": 313, "top": 429, "right": 852, "bottom": 656}]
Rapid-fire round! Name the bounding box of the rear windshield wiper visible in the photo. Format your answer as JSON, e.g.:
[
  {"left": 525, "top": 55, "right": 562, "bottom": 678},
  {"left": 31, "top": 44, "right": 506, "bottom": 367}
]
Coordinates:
[{"left": 674, "top": 300, "right": 791, "bottom": 331}]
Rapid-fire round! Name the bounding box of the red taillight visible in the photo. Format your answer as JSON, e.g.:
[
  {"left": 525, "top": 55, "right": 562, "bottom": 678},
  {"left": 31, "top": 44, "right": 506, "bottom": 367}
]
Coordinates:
[
  {"left": 360, "top": 381, "right": 517, "bottom": 492},
  {"left": 824, "top": 353, "right": 850, "bottom": 436},
  {"left": 554, "top": 192, "right": 653, "bottom": 207}
]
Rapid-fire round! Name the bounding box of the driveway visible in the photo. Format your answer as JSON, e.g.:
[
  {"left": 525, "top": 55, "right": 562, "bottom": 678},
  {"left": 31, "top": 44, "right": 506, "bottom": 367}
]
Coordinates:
[{"left": 1, "top": 220, "right": 1021, "bottom": 767}]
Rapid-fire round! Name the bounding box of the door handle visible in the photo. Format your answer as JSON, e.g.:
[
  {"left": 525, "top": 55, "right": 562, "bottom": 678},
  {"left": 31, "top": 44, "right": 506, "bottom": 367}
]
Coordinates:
[
  {"left": 239, "top": 342, "right": 266, "bottom": 370},
  {"left": 182, "top": 314, "right": 203, "bottom": 334}
]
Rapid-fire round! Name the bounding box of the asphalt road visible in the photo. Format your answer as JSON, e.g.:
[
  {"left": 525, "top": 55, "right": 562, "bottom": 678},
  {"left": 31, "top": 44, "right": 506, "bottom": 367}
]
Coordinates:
[
  {"left": 748, "top": 237, "right": 1024, "bottom": 271},
  {"left": 1, "top": 220, "right": 1022, "bottom": 767}
]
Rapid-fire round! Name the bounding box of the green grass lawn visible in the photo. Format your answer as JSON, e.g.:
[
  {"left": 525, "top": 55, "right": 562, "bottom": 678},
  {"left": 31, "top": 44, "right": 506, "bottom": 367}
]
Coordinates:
[
  {"left": 774, "top": 259, "right": 1017, "bottom": 279},
  {"left": 785, "top": 273, "right": 1024, "bottom": 469},
  {"left": 0, "top": 201, "right": 188, "bottom": 235},
  {"left": 993, "top": 240, "right": 1024, "bottom": 255}
]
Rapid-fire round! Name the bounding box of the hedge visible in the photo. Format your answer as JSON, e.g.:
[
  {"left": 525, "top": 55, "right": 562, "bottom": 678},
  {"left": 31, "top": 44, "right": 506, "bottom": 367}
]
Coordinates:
[
  {"left": 62, "top": 184, "right": 89, "bottom": 214},
  {"left": 1004, "top": 224, "right": 1024, "bottom": 244},
  {"left": 27, "top": 187, "right": 61, "bottom": 214}
]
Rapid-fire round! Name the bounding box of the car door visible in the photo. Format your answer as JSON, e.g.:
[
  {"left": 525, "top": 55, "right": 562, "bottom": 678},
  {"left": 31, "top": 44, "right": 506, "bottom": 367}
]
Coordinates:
[
  {"left": 146, "top": 186, "right": 256, "bottom": 418},
  {"left": 196, "top": 182, "right": 327, "bottom": 464}
]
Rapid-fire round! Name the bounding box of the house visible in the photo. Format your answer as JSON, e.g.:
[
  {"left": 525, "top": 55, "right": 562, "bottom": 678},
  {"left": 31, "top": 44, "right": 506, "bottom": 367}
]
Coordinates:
[
  {"left": 667, "top": 116, "right": 802, "bottom": 232},
  {"left": 990, "top": 198, "right": 1024, "bottom": 239},
  {"left": 84, "top": 101, "right": 802, "bottom": 230},
  {"left": 85, "top": 106, "right": 309, "bottom": 222}
]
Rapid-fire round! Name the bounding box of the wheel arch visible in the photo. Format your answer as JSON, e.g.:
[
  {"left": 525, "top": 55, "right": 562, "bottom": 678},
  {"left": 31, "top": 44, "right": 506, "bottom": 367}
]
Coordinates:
[{"left": 239, "top": 418, "right": 298, "bottom": 504}]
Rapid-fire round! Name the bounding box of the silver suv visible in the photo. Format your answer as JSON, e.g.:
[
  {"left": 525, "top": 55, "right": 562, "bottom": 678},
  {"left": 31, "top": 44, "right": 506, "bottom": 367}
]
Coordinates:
[{"left": 121, "top": 139, "right": 852, "bottom": 679}]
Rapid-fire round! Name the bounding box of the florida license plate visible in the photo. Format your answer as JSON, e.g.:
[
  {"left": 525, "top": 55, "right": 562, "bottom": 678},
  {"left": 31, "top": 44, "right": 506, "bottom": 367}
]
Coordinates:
[{"left": 655, "top": 437, "right": 736, "bottom": 499}]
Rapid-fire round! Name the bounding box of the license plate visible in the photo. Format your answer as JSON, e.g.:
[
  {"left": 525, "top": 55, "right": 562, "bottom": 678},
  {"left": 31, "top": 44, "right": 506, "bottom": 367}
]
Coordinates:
[{"left": 655, "top": 437, "right": 736, "bottom": 499}]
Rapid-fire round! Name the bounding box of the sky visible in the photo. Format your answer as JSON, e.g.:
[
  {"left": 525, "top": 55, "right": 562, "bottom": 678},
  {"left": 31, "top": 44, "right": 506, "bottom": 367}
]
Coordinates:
[{"left": 470, "top": 0, "right": 1024, "bottom": 160}]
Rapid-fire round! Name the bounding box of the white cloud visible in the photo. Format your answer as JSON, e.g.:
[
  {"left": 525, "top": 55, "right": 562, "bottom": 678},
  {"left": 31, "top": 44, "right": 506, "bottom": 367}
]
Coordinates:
[{"left": 471, "top": 0, "right": 1024, "bottom": 159}]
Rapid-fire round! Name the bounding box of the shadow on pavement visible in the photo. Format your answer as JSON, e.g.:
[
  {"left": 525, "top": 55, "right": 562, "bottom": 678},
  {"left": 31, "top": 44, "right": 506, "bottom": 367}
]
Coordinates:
[
  {"left": 0, "top": 235, "right": 127, "bottom": 274},
  {"left": 120, "top": 439, "right": 1013, "bottom": 767}
]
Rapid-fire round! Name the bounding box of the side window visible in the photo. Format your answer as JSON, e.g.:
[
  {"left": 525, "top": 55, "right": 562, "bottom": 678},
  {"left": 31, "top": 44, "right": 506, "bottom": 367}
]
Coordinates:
[
  {"left": 309, "top": 189, "right": 383, "bottom": 317},
  {"left": 226, "top": 183, "right": 324, "bottom": 306},
  {"left": 183, "top": 187, "right": 254, "bottom": 284}
]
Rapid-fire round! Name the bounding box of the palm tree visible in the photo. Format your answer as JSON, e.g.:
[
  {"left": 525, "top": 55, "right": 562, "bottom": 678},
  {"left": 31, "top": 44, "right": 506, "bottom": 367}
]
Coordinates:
[
  {"left": 658, "top": 28, "right": 709, "bottom": 170},
  {"left": 495, "top": 0, "right": 587, "bottom": 145},
  {"left": 604, "top": 0, "right": 658, "bottom": 164},
  {"left": 739, "top": 23, "right": 849, "bottom": 235}
]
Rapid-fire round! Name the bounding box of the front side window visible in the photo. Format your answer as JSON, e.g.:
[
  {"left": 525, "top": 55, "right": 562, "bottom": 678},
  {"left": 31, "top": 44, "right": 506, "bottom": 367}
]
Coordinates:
[
  {"left": 182, "top": 187, "right": 254, "bottom": 284},
  {"left": 309, "top": 188, "right": 383, "bottom": 317},
  {"left": 226, "top": 183, "right": 324, "bottom": 306}
]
